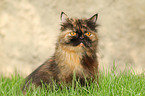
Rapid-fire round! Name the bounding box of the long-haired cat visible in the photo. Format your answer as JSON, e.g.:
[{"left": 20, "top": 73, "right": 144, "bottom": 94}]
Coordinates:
[{"left": 22, "top": 12, "right": 99, "bottom": 91}]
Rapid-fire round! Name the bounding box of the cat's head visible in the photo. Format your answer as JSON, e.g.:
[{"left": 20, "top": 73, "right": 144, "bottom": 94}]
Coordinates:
[{"left": 58, "top": 12, "right": 99, "bottom": 51}]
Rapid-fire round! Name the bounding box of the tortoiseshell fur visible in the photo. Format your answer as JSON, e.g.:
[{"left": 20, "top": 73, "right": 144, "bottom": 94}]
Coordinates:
[{"left": 22, "top": 12, "right": 99, "bottom": 92}]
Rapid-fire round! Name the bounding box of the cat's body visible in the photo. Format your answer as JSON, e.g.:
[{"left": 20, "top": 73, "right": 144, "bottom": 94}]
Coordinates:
[{"left": 22, "top": 12, "right": 99, "bottom": 91}]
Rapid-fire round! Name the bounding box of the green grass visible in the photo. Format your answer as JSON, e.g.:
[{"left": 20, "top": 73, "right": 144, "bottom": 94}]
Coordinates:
[{"left": 0, "top": 70, "right": 144, "bottom": 96}]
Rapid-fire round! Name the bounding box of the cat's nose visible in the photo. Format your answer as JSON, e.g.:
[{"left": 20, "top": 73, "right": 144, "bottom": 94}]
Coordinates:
[{"left": 80, "top": 35, "right": 84, "bottom": 40}]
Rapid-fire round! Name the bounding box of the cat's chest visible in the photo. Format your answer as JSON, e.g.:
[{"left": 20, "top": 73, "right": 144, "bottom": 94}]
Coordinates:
[
  {"left": 59, "top": 51, "right": 83, "bottom": 73},
  {"left": 57, "top": 52, "right": 86, "bottom": 82}
]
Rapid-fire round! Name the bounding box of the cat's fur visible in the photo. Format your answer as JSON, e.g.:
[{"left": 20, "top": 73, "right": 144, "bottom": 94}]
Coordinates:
[{"left": 22, "top": 12, "right": 99, "bottom": 91}]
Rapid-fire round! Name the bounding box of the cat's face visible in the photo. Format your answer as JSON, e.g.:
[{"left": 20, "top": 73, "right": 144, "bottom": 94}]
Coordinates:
[{"left": 58, "top": 12, "right": 98, "bottom": 50}]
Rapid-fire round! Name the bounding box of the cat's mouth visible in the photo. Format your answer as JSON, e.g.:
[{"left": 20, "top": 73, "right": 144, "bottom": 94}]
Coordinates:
[
  {"left": 77, "top": 40, "right": 89, "bottom": 47},
  {"left": 67, "top": 37, "right": 91, "bottom": 47},
  {"left": 78, "top": 42, "right": 84, "bottom": 47}
]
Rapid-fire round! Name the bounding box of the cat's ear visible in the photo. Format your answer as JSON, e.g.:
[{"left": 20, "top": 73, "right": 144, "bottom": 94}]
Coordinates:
[
  {"left": 61, "top": 12, "right": 69, "bottom": 23},
  {"left": 89, "top": 13, "right": 98, "bottom": 23}
]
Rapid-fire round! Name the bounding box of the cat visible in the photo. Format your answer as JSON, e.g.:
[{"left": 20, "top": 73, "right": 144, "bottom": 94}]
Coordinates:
[{"left": 22, "top": 12, "right": 99, "bottom": 91}]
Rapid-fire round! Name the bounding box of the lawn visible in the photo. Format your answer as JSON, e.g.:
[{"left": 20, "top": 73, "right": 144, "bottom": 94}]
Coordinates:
[{"left": 0, "top": 69, "right": 144, "bottom": 96}]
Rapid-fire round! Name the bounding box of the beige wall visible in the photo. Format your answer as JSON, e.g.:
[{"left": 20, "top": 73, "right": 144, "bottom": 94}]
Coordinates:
[{"left": 0, "top": 0, "right": 145, "bottom": 76}]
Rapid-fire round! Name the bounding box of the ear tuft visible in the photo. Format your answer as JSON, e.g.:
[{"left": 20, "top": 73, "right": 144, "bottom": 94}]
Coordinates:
[
  {"left": 60, "top": 12, "right": 69, "bottom": 23},
  {"left": 89, "top": 13, "right": 98, "bottom": 23}
]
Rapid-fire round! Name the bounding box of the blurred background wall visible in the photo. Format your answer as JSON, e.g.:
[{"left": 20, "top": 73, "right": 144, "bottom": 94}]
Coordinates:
[{"left": 0, "top": 0, "right": 145, "bottom": 76}]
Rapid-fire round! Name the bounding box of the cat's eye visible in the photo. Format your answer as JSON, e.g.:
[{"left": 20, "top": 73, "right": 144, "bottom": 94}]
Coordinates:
[
  {"left": 85, "top": 32, "right": 91, "bottom": 36},
  {"left": 70, "top": 32, "right": 76, "bottom": 36}
]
